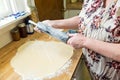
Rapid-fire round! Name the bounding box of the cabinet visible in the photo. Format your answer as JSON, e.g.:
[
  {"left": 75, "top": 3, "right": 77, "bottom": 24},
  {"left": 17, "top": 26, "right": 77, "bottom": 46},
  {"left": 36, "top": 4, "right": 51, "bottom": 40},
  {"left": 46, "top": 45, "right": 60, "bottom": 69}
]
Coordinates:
[
  {"left": 29, "top": 7, "right": 39, "bottom": 22},
  {"left": 34, "top": 0, "right": 64, "bottom": 21},
  {"left": 64, "top": 0, "right": 83, "bottom": 18},
  {"left": 72, "top": 55, "right": 91, "bottom": 80}
]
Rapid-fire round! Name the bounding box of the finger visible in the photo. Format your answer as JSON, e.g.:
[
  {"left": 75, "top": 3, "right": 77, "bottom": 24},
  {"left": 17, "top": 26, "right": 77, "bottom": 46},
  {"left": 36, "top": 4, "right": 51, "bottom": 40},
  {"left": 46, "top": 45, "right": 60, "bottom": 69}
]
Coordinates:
[
  {"left": 67, "top": 40, "right": 80, "bottom": 49},
  {"left": 67, "top": 41, "right": 73, "bottom": 47},
  {"left": 34, "top": 27, "right": 42, "bottom": 33},
  {"left": 77, "top": 30, "right": 83, "bottom": 33},
  {"left": 67, "top": 33, "right": 77, "bottom": 37},
  {"left": 34, "top": 27, "right": 37, "bottom": 30},
  {"left": 67, "top": 40, "right": 76, "bottom": 49},
  {"left": 66, "top": 37, "right": 71, "bottom": 45}
]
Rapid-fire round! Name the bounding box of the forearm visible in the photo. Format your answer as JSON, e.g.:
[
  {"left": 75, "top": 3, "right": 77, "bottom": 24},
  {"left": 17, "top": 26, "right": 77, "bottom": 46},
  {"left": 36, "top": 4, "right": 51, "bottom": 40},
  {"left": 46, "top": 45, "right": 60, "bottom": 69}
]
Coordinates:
[
  {"left": 50, "top": 16, "right": 80, "bottom": 29},
  {"left": 83, "top": 38, "right": 120, "bottom": 62}
]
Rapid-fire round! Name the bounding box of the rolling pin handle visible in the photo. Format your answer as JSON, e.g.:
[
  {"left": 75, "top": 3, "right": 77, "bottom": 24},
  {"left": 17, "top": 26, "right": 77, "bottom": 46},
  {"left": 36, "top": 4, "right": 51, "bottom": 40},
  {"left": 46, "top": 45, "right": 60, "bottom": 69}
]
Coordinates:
[{"left": 28, "top": 20, "right": 37, "bottom": 26}]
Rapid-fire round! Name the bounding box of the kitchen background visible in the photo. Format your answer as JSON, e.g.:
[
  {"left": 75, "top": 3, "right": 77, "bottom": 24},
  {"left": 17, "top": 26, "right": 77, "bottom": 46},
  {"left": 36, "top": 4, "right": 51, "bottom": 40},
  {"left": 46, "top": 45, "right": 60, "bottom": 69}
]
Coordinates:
[{"left": 0, "top": 0, "right": 83, "bottom": 48}]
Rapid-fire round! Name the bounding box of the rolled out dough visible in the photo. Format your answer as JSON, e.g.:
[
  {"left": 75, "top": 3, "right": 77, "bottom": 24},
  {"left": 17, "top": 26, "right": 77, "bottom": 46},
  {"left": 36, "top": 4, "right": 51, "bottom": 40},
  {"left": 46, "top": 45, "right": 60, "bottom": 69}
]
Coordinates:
[{"left": 11, "top": 40, "right": 73, "bottom": 79}]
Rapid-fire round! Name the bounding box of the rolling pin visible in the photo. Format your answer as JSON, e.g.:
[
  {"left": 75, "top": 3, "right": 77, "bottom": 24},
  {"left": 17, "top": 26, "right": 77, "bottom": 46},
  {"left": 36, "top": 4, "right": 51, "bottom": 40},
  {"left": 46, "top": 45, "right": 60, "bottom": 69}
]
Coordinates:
[{"left": 28, "top": 20, "right": 70, "bottom": 43}]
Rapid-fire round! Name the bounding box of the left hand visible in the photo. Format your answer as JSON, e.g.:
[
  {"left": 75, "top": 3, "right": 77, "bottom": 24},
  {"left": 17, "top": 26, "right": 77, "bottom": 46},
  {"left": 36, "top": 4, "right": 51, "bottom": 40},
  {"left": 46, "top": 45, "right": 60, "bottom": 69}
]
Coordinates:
[{"left": 67, "top": 33, "right": 86, "bottom": 49}]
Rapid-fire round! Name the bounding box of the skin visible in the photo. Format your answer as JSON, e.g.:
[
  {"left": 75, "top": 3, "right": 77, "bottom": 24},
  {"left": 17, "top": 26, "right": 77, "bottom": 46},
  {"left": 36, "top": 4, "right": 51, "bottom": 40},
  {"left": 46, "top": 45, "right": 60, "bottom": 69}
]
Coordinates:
[{"left": 34, "top": 0, "right": 120, "bottom": 62}]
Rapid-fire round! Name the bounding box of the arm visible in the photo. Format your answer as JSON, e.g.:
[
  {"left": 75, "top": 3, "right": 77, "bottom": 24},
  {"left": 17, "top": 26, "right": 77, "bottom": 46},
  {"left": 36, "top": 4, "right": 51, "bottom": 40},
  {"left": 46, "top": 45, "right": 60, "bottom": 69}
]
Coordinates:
[
  {"left": 67, "top": 33, "right": 120, "bottom": 62},
  {"left": 84, "top": 37, "right": 120, "bottom": 62},
  {"left": 42, "top": 16, "right": 80, "bottom": 29}
]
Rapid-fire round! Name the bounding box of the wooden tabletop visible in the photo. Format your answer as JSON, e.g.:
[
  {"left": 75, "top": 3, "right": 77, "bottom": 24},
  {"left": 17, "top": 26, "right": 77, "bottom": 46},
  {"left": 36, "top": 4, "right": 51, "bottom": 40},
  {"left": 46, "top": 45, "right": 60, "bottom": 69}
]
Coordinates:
[{"left": 0, "top": 32, "right": 82, "bottom": 80}]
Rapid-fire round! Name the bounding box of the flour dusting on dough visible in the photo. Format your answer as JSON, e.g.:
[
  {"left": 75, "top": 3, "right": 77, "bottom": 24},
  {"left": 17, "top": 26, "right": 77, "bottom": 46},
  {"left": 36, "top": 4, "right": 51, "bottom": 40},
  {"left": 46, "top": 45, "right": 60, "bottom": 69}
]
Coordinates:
[{"left": 11, "top": 40, "right": 73, "bottom": 80}]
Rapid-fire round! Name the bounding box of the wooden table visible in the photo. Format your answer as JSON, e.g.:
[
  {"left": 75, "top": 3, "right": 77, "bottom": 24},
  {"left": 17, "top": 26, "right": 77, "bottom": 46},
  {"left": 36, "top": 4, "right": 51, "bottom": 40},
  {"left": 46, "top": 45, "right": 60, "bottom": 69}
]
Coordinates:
[{"left": 0, "top": 32, "right": 82, "bottom": 80}]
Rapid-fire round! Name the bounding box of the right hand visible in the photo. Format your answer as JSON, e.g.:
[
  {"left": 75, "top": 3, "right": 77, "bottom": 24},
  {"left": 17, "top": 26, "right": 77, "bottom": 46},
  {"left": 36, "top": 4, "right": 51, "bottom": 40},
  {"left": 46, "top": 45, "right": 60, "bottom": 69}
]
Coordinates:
[{"left": 34, "top": 20, "right": 52, "bottom": 33}]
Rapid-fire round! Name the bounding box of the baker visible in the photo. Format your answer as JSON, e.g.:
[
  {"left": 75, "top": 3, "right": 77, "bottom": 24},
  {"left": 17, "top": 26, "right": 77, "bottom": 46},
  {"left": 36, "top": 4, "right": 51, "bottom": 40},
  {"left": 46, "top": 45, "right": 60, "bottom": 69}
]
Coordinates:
[{"left": 34, "top": 0, "right": 120, "bottom": 80}]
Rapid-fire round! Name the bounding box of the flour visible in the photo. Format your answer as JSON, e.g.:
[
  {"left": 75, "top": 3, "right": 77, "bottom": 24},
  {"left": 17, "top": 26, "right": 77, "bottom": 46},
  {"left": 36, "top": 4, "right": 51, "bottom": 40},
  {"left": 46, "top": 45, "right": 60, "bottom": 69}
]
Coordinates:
[
  {"left": 21, "top": 60, "right": 72, "bottom": 80},
  {"left": 11, "top": 40, "right": 73, "bottom": 80}
]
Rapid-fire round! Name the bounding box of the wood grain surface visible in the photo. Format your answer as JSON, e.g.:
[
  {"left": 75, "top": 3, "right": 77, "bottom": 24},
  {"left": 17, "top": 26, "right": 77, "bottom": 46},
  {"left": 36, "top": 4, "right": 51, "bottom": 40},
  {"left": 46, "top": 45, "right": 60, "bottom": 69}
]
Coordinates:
[{"left": 0, "top": 32, "right": 82, "bottom": 80}]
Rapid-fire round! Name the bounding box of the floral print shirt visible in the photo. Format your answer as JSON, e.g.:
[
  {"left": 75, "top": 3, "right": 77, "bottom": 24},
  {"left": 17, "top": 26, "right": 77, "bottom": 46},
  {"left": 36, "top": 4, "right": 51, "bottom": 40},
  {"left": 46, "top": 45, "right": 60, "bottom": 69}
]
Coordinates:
[{"left": 79, "top": 0, "right": 120, "bottom": 80}]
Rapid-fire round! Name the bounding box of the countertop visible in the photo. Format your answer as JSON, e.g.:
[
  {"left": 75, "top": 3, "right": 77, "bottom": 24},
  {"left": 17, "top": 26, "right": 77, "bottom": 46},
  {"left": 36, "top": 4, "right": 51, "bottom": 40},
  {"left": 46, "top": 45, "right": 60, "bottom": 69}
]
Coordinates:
[{"left": 0, "top": 32, "right": 82, "bottom": 80}]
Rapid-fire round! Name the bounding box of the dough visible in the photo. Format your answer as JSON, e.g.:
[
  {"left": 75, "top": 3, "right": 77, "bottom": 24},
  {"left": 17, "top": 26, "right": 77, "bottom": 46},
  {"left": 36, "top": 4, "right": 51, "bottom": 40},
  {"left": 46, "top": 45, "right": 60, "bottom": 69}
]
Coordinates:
[{"left": 11, "top": 40, "right": 73, "bottom": 79}]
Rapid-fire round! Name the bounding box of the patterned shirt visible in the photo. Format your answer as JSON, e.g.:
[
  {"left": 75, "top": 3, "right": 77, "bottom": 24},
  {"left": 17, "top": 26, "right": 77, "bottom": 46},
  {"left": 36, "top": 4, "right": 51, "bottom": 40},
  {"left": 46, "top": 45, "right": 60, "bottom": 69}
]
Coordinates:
[{"left": 79, "top": 0, "right": 120, "bottom": 80}]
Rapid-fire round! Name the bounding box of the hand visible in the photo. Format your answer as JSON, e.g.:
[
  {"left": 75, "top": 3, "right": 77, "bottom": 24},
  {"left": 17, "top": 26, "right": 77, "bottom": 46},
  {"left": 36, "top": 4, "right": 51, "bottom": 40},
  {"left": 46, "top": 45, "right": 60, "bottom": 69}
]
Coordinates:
[
  {"left": 34, "top": 20, "right": 52, "bottom": 33},
  {"left": 34, "top": 26, "right": 42, "bottom": 33},
  {"left": 67, "top": 33, "right": 86, "bottom": 49},
  {"left": 42, "top": 20, "right": 53, "bottom": 26}
]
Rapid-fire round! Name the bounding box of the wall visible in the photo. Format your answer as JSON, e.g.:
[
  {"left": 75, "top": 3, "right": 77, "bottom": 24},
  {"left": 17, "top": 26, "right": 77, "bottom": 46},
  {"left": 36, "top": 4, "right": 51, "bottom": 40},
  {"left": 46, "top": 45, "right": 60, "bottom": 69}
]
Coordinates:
[
  {"left": 0, "top": 0, "right": 33, "bottom": 48},
  {"left": 0, "top": 12, "right": 31, "bottom": 49},
  {"left": 0, "top": 20, "right": 23, "bottom": 48},
  {"left": 64, "top": 10, "right": 80, "bottom": 19}
]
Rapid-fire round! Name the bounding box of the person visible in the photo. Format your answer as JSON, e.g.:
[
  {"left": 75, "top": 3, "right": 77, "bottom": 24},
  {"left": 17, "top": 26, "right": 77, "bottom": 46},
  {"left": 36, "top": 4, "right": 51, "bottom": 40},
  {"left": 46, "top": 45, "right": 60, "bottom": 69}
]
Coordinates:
[{"left": 34, "top": 0, "right": 120, "bottom": 80}]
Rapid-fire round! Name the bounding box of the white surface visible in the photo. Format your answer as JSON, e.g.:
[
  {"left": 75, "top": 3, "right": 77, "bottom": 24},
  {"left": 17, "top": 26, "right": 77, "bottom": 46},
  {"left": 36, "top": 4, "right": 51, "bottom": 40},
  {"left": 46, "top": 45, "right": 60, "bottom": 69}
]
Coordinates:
[
  {"left": 0, "top": 0, "right": 12, "bottom": 18},
  {"left": 0, "top": 0, "right": 31, "bottom": 48},
  {"left": 0, "top": 13, "right": 30, "bottom": 49},
  {"left": 11, "top": 0, "right": 31, "bottom": 13},
  {"left": 11, "top": 41, "right": 74, "bottom": 79},
  {"left": 0, "top": 13, "right": 30, "bottom": 29}
]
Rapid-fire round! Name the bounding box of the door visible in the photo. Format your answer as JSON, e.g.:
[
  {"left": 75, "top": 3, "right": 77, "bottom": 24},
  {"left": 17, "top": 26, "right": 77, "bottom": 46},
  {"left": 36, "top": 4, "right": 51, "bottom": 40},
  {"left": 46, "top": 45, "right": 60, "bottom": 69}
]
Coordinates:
[{"left": 34, "top": 0, "right": 64, "bottom": 21}]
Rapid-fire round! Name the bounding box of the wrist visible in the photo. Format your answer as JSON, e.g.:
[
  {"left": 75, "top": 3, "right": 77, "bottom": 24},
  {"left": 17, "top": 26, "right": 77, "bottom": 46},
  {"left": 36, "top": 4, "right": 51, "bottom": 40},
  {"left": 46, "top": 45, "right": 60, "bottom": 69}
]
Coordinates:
[{"left": 82, "top": 37, "right": 91, "bottom": 48}]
